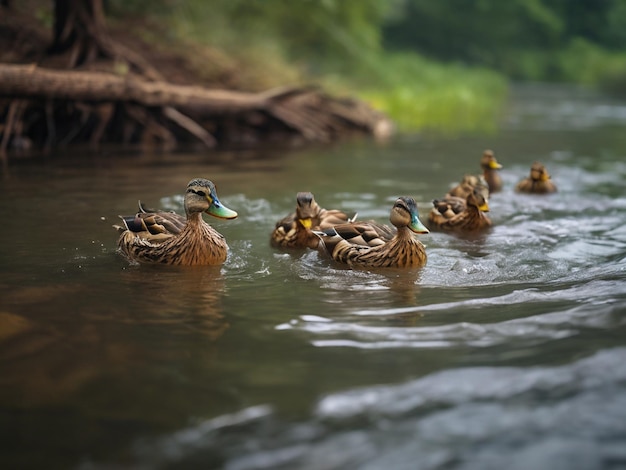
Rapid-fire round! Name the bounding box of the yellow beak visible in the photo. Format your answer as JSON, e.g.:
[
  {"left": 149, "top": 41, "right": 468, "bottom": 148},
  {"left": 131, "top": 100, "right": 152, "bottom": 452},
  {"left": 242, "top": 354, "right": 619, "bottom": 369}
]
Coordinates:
[{"left": 299, "top": 218, "right": 313, "bottom": 229}]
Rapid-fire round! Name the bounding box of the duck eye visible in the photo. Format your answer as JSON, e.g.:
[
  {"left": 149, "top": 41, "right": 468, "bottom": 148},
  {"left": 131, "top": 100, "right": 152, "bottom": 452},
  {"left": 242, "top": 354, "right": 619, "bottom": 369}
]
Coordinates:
[{"left": 191, "top": 189, "right": 206, "bottom": 197}]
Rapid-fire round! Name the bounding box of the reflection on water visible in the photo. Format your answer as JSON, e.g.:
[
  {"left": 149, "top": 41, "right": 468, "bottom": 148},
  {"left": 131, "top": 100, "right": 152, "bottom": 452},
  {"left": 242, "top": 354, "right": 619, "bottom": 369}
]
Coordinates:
[
  {"left": 1, "top": 86, "right": 626, "bottom": 469},
  {"left": 0, "top": 267, "right": 228, "bottom": 409},
  {"left": 113, "top": 266, "right": 228, "bottom": 335}
]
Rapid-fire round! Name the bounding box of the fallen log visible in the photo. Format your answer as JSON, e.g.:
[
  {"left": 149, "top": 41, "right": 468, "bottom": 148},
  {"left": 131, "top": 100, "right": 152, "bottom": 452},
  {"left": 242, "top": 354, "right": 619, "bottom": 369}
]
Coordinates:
[
  {"left": 0, "top": 63, "right": 393, "bottom": 152},
  {"left": 0, "top": 64, "right": 268, "bottom": 111}
]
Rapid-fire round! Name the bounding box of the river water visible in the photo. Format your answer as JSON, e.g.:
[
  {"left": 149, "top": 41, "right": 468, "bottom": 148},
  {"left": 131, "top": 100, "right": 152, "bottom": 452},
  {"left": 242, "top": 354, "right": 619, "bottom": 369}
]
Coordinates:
[{"left": 1, "top": 85, "right": 626, "bottom": 469}]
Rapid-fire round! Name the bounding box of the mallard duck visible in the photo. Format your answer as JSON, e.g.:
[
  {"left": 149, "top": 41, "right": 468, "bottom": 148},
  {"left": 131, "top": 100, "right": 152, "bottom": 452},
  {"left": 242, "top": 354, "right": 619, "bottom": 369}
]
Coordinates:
[
  {"left": 429, "top": 187, "right": 492, "bottom": 233},
  {"left": 515, "top": 162, "right": 557, "bottom": 194},
  {"left": 481, "top": 149, "right": 503, "bottom": 193},
  {"left": 271, "top": 192, "right": 356, "bottom": 249},
  {"left": 314, "top": 197, "right": 429, "bottom": 268},
  {"left": 114, "top": 178, "right": 238, "bottom": 265}
]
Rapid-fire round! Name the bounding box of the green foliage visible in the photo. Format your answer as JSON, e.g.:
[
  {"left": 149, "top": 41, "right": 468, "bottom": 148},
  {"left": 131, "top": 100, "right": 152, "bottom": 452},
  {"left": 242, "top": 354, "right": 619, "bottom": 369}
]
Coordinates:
[
  {"left": 558, "top": 38, "right": 626, "bottom": 96},
  {"left": 383, "top": 0, "right": 626, "bottom": 92},
  {"left": 351, "top": 53, "right": 507, "bottom": 133},
  {"left": 103, "top": 0, "right": 507, "bottom": 132},
  {"left": 167, "top": 1, "right": 507, "bottom": 132},
  {"left": 137, "top": 0, "right": 397, "bottom": 62},
  {"left": 383, "top": 0, "right": 563, "bottom": 68}
]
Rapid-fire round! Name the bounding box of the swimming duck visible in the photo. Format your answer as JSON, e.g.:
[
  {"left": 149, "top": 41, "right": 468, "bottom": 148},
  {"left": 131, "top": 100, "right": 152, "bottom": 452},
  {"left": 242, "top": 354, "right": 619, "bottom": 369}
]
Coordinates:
[
  {"left": 429, "top": 187, "right": 492, "bottom": 233},
  {"left": 432, "top": 195, "right": 467, "bottom": 218},
  {"left": 481, "top": 149, "right": 503, "bottom": 193},
  {"left": 447, "top": 174, "right": 489, "bottom": 199},
  {"left": 515, "top": 162, "right": 557, "bottom": 194},
  {"left": 315, "top": 197, "right": 429, "bottom": 268},
  {"left": 271, "top": 192, "right": 356, "bottom": 249},
  {"left": 114, "top": 178, "right": 238, "bottom": 265}
]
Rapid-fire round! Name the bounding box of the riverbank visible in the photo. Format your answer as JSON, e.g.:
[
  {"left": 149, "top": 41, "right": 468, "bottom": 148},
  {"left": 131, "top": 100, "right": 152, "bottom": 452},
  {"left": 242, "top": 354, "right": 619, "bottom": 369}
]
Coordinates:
[
  {"left": 1, "top": 2, "right": 510, "bottom": 158},
  {"left": 2, "top": 4, "right": 399, "bottom": 157}
]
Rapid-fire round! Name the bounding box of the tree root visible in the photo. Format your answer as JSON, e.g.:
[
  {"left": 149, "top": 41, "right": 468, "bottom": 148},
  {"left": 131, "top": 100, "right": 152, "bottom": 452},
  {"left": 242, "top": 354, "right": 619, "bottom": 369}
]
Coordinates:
[{"left": 0, "top": 63, "right": 392, "bottom": 154}]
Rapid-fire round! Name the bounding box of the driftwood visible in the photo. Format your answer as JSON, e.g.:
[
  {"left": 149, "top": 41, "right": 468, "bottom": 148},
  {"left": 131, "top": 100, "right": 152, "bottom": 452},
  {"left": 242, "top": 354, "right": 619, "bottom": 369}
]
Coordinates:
[{"left": 0, "top": 63, "right": 392, "bottom": 154}]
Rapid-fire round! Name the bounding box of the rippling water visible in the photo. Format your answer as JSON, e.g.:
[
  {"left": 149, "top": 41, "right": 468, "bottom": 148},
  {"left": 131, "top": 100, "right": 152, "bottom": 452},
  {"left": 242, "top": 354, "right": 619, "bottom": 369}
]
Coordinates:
[{"left": 1, "top": 85, "right": 626, "bottom": 469}]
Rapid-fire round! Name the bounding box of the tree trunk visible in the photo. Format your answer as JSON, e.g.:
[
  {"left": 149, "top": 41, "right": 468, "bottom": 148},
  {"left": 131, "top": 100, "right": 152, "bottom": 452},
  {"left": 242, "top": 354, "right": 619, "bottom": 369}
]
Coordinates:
[{"left": 49, "top": 0, "right": 114, "bottom": 67}]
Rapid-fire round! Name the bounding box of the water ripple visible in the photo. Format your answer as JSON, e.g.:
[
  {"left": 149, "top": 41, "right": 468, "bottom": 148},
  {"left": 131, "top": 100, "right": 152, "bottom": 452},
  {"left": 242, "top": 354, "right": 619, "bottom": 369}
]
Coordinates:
[
  {"left": 121, "top": 348, "right": 626, "bottom": 470},
  {"left": 278, "top": 301, "right": 622, "bottom": 350},
  {"left": 316, "top": 347, "right": 626, "bottom": 419}
]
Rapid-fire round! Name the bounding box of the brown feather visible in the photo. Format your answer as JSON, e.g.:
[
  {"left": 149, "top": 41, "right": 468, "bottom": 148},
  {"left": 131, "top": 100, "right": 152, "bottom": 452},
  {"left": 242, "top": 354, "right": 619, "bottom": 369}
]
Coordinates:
[
  {"left": 316, "top": 197, "right": 428, "bottom": 269},
  {"left": 428, "top": 188, "right": 492, "bottom": 233},
  {"left": 515, "top": 162, "right": 557, "bottom": 194},
  {"left": 271, "top": 192, "right": 356, "bottom": 249},
  {"left": 480, "top": 149, "right": 503, "bottom": 193},
  {"left": 115, "top": 178, "right": 237, "bottom": 265}
]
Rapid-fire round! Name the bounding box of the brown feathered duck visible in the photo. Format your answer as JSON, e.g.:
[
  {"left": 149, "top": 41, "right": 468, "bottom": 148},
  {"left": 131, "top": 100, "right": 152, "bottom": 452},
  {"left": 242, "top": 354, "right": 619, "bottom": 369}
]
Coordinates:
[
  {"left": 429, "top": 187, "right": 492, "bottom": 233},
  {"left": 480, "top": 149, "right": 503, "bottom": 193},
  {"left": 515, "top": 161, "right": 557, "bottom": 194},
  {"left": 314, "top": 196, "right": 429, "bottom": 269},
  {"left": 271, "top": 192, "right": 356, "bottom": 249},
  {"left": 114, "top": 178, "right": 238, "bottom": 265}
]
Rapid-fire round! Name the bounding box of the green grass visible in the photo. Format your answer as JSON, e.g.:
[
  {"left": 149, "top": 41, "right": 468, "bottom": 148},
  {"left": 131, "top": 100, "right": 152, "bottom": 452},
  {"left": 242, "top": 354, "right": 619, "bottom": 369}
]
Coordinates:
[{"left": 317, "top": 52, "right": 508, "bottom": 134}]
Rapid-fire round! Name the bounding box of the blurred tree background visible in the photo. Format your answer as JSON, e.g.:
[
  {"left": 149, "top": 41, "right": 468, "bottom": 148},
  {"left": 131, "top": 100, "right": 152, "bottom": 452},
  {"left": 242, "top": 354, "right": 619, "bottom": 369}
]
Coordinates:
[{"left": 10, "top": 0, "right": 626, "bottom": 132}]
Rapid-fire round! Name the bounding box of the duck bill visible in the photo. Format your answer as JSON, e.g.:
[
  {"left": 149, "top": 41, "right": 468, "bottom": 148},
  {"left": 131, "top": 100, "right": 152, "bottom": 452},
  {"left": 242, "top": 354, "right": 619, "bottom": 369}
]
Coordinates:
[
  {"left": 299, "top": 218, "right": 313, "bottom": 229},
  {"left": 410, "top": 214, "right": 430, "bottom": 234},
  {"left": 489, "top": 160, "right": 503, "bottom": 169},
  {"left": 206, "top": 197, "right": 238, "bottom": 219},
  {"left": 478, "top": 202, "right": 490, "bottom": 212}
]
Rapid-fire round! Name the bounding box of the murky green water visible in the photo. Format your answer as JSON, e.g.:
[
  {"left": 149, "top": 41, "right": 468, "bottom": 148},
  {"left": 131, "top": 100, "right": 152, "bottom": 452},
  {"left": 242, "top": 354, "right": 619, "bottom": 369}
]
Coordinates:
[{"left": 1, "top": 85, "right": 626, "bottom": 469}]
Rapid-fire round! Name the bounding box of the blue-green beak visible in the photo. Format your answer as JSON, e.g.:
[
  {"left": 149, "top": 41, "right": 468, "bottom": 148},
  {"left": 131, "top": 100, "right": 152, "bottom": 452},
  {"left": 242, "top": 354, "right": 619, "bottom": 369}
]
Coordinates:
[
  {"left": 207, "top": 196, "right": 238, "bottom": 219},
  {"left": 410, "top": 213, "right": 429, "bottom": 234}
]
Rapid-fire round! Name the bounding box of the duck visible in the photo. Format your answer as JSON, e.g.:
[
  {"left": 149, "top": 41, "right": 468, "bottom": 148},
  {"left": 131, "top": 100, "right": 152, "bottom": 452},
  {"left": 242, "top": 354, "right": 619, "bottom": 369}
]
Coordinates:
[
  {"left": 515, "top": 161, "right": 557, "bottom": 193},
  {"left": 114, "top": 178, "right": 238, "bottom": 265},
  {"left": 314, "top": 196, "right": 429, "bottom": 268},
  {"left": 271, "top": 192, "right": 356, "bottom": 249},
  {"left": 447, "top": 174, "right": 489, "bottom": 199},
  {"left": 432, "top": 195, "right": 467, "bottom": 218},
  {"left": 480, "top": 149, "right": 503, "bottom": 193},
  {"left": 429, "top": 187, "right": 492, "bottom": 233}
]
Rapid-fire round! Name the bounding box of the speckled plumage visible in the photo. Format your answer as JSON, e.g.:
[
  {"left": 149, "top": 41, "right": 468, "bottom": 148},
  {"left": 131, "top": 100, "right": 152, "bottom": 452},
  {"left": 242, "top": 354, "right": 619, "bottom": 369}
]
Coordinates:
[
  {"left": 516, "top": 162, "right": 557, "bottom": 194},
  {"left": 271, "top": 192, "right": 356, "bottom": 249},
  {"left": 315, "top": 197, "right": 429, "bottom": 269},
  {"left": 447, "top": 174, "right": 489, "bottom": 199},
  {"left": 429, "top": 187, "right": 492, "bottom": 233},
  {"left": 114, "top": 178, "right": 237, "bottom": 265}
]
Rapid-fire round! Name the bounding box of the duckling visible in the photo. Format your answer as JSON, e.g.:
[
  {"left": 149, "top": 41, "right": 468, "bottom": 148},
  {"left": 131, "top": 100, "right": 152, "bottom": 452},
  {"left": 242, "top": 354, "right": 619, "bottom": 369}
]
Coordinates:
[
  {"left": 429, "top": 187, "right": 492, "bottom": 233},
  {"left": 481, "top": 149, "right": 503, "bottom": 193},
  {"left": 315, "top": 197, "right": 429, "bottom": 269},
  {"left": 114, "top": 178, "right": 237, "bottom": 265},
  {"left": 515, "top": 162, "right": 557, "bottom": 194},
  {"left": 447, "top": 174, "right": 491, "bottom": 200},
  {"left": 432, "top": 196, "right": 467, "bottom": 218},
  {"left": 271, "top": 192, "right": 356, "bottom": 249}
]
